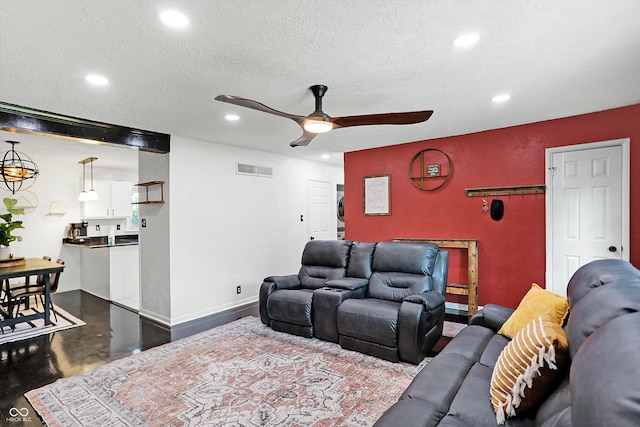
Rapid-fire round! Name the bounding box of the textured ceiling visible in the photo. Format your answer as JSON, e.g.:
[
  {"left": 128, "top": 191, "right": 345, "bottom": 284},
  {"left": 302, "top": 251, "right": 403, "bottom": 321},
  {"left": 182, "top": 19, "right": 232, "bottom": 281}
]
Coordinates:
[{"left": 1, "top": 0, "right": 639, "bottom": 165}]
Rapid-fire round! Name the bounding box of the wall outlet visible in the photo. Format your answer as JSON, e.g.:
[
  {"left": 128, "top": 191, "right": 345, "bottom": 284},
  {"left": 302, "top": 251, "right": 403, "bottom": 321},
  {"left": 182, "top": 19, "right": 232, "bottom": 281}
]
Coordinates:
[
  {"left": 95, "top": 225, "right": 100, "bottom": 231},
  {"left": 236, "top": 285, "right": 242, "bottom": 294},
  {"left": 116, "top": 224, "right": 121, "bottom": 230},
  {"left": 141, "top": 219, "right": 146, "bottom": 228}
]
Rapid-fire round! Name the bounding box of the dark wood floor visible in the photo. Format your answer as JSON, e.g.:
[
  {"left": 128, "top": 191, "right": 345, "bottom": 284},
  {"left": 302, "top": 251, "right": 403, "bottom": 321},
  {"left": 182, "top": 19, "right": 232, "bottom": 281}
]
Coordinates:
[
  {"left": 0, "top": 290, "right": 260, "bottom": 426},
  {"left": 1, "top": 290, "right": 466, "bottom": 426}
]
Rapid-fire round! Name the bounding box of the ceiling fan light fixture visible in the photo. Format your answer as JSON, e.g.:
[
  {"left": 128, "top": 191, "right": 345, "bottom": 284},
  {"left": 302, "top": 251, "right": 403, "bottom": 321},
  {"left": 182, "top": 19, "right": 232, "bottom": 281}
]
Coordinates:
[{"left": 303, "top": 120, "right": 333, "bottom": 134}]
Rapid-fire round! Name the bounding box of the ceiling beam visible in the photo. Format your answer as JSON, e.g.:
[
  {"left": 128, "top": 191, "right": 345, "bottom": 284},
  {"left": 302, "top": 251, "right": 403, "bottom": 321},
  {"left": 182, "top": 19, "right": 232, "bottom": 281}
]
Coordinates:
[{"left": 0, "top": 102, "right": 170, "bottom": 153}]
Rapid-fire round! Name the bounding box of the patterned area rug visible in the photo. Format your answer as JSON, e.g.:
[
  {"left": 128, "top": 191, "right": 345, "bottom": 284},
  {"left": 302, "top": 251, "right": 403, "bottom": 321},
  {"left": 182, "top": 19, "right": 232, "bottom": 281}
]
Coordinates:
[
  {"left": 0, "top": 304, "right": 85, "bottom": 345},
  {"left": 26, "top": 316, "right": 433, "bottom": 426}
]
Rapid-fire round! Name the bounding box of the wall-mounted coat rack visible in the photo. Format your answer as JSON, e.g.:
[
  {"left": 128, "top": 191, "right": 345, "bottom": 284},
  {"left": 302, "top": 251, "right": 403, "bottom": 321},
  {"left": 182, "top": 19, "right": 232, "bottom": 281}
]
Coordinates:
[{"left": 465, "top": 185, "right": 545, "bottom": 197}]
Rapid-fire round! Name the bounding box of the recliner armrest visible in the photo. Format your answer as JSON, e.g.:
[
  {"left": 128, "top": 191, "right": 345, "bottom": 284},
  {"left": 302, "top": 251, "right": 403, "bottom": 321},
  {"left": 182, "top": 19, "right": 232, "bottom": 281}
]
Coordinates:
[
  {"left": 469, "top": 303, "right": 514, "bottom": 332},
  {"left": 403, "top": 290, "right": 446, "bottom": 309},
  {"left": 263, "top": 274, "right": 300, "bottom": 290},
  {"left": 325, "top": 277, "right": 369, "bottom": 290}
]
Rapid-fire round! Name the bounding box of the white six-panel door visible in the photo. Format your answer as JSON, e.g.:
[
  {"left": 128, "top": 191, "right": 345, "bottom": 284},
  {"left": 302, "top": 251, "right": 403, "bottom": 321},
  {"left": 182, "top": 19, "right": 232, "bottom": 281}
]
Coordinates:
[
  {"left": 546, "top": 139, "right": 630, "bottom": 296},
  {"left": 307, "top": 180, "right": 334, "bottom": 241}
]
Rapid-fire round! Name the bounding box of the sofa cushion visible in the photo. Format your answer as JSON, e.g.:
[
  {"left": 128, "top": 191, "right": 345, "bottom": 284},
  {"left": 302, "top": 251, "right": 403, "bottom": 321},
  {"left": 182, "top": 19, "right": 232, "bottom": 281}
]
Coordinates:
[
  {"left": 490, "top": 314, "right": 569, "bottom": 425},
  {"left": 372, "top": 241, "right": 439, "bottom": 275},
  {"left": 300, "top": 239, "right": 352, "bottom": 267},
  {"left": 498, "top": 284, "right": 569, "bottom": 339},
  {"left": 266, "top": 289, "right": 314, "bottom": 326},
  {"left": 401, "top": 353, "right": 476, "bottom": 412},
  {"left": 367, "top": 272, "right": 431, "bottom": 302},
  {"left": 337, "top": 298, "right": 401, "bottom": 347},
  {"left": 346, "top": 241, "right": 376, "bottom": 279},
  {"left": 298, "top": 240, "right": 352, "bottom": 288},
  {"left": 447, "top": 363, "right": 532, "bottom": 427},
  {"left": 439, "top": 325, "right": 495, "bottom": 361}
]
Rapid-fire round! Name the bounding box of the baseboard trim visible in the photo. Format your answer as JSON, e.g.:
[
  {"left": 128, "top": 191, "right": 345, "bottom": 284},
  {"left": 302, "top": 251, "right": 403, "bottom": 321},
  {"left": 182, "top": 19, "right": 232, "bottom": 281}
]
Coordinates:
[{"left": 169, "top": 301, "right": 260, "bottom": 340}]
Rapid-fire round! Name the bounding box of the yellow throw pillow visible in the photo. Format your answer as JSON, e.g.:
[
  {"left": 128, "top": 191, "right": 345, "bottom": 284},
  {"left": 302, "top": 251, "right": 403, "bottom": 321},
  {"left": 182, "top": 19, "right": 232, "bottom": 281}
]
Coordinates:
[
  {"left": 490, "top": 313, "right": 569, "bottom": 425},
  {"left": 498, "top": 283, "right": 569, "bottom": 339}
]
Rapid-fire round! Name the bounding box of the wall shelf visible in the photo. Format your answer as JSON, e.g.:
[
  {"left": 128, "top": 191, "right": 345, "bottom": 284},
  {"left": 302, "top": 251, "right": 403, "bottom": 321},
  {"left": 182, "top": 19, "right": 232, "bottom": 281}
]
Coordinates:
[
  {"left": 133, "top": 181, "right": 165, "bottom": 204},
  {"left": 465, "top": 185, "right": 545, "bottom": 197}
]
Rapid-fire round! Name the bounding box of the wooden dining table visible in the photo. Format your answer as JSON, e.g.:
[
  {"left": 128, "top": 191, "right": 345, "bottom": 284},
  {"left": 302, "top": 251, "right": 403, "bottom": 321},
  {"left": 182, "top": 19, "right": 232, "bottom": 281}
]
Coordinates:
[{"left": 0, "top": 258, "right": 65, "bottom": 329}]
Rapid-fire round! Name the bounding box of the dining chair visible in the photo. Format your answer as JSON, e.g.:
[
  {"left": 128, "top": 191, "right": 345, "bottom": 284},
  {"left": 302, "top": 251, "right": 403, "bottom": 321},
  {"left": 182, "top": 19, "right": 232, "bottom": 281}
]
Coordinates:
[
  {"left": 1, "top": 256, "right": 52, "bottom": 313},
  {"left": 10, "top": 258, "right": 65, "bottom": 322}
]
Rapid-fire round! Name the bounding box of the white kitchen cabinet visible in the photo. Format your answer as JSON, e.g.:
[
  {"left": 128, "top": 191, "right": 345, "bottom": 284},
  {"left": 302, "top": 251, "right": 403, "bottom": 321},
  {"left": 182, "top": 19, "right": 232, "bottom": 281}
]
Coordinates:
[{"left": 82, "top": 180, "right": 133, "bottom": 218}]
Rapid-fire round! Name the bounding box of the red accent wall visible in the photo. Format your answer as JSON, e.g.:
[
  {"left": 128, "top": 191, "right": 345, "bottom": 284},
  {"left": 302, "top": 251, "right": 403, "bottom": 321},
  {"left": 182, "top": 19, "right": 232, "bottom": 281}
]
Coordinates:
[{"left": 344, "top": 104, "right": 640, "bottom": 308}]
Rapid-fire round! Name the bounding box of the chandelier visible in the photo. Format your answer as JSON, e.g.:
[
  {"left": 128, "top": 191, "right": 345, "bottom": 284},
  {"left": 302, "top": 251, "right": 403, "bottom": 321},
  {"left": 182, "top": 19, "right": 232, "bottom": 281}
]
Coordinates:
[{"left": 0, "top": 141, "right": 40, "bottom": 194}]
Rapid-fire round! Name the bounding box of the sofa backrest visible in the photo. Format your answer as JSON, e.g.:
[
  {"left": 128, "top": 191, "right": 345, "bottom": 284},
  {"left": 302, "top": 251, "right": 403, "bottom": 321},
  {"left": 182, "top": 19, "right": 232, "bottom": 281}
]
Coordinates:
[
  {"left": 366, "top": 241, "right": 440, "bottom": 302},
  {"left": 564, "top": 258, "right": 640, "bottom": 359},
  {"left": 346, "top": 241, "right": 376, "bottom": 279},
  {"left": 534, "top": 259, "right": 640, "bottom": 427},
  {"left": 298, "top": 239, "right": 352, "bottom": 289}
]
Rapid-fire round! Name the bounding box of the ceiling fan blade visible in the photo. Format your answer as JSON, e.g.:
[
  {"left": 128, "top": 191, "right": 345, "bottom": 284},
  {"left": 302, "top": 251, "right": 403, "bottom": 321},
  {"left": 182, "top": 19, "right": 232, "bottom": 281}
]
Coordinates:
[
  {"left": 331, "top": 110, "right": 433, "bottom": 129},
  {"left": 215, "top": 94, "right": 305, "bottom": 125},
  {"left": 289, "top": 130, "right": 318, "bottom": 147}
]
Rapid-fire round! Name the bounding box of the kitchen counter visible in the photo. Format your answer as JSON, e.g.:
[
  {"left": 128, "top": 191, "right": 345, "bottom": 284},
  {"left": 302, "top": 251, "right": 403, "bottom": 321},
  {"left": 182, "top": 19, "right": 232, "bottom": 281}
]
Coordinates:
[{"left": 63, "top": 234, "right": 138, "bottom": 248}]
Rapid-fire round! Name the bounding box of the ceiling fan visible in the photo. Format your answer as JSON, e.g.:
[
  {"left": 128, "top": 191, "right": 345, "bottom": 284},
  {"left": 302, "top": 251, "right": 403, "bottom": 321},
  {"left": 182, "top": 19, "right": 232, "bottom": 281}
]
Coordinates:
[{"left": 215, "top": 85, "right": 434, "bottom": 147}]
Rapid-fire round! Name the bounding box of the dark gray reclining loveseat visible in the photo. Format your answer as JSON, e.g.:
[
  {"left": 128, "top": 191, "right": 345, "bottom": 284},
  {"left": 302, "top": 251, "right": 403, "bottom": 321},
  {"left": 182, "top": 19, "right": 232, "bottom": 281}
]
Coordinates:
[{"left": 259, "top": 239, "right": 449, "bottom": 364}]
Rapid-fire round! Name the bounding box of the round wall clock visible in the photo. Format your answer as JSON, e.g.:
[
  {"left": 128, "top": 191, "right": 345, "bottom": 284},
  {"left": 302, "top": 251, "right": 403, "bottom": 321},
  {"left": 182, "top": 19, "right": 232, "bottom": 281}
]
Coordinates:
[{"left": 408, "top": 148, "right": 452, "bottom": 191}]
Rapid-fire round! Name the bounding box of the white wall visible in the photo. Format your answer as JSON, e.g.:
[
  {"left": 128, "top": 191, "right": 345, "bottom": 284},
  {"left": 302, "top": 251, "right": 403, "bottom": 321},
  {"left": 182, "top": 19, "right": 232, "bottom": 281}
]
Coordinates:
[
  {"left": 138, "top": 151, "right": 171, "bottom": 324},
  {"left": 166, "top": 136, "right": 343, "bottom": 324}
]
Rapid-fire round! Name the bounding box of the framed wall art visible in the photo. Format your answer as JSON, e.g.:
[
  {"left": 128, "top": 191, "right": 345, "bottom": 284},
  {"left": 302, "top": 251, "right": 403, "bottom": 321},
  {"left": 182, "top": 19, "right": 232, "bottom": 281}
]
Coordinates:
[{"left": 363, "top": 175, "right": 391, "bottom": 215}]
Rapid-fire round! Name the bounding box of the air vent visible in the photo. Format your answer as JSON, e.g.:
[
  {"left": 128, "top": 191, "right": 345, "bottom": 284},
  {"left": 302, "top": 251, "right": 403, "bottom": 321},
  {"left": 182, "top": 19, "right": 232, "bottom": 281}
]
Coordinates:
[{"left": 236, "top": 162, "right": 273, "bottom": 178}]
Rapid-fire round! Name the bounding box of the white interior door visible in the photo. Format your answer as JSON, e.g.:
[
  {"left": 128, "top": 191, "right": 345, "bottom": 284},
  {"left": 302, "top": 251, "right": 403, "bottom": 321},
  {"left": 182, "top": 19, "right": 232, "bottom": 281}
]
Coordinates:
[
  {"left": 307, "top": 180, "right": 334, "bottom": 241},
  {"left": 546, "top": 139, "right": 629, "bottom": 295}
]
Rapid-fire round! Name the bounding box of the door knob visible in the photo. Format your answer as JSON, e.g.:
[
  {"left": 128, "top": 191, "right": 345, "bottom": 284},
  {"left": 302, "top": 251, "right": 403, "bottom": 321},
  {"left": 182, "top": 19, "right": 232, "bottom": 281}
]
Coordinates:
[{"left": 608, "top": 246, "right": 617, "bottom": 253}]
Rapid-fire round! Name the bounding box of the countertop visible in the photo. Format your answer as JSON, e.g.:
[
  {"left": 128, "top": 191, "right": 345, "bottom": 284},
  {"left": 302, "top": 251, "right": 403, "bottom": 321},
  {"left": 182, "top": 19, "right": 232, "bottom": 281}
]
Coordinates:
[{"left": 63, "top": 234, "right": 139, "bottom": 248}]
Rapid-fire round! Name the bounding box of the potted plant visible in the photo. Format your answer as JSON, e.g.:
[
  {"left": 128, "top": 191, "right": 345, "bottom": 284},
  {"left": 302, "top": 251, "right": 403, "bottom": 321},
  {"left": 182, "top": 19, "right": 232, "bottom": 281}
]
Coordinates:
[{"left": 0, "top": 197, "right": 24, "bottom": 259}]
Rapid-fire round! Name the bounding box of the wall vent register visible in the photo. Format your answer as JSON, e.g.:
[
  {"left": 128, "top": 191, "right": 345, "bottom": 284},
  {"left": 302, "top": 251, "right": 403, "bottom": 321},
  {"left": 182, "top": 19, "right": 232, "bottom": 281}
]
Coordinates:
[{"left": 236, "top": 163, "right": 273, "bottom": 178}]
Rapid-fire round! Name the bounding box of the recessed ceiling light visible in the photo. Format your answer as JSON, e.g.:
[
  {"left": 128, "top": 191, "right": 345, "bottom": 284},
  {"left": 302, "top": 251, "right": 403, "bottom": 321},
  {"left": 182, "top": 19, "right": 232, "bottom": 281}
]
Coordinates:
[
  {"left": 158, "top": 9, "right": 189, "bottom": 28},
  {"left": 321, "top": 154, "right": 331, "bottom": 159},
  {"left": 85, "top": 74, "right": 109, "bottom": 86},
  {"left": 492, "top": 93, "right": 511, "bottom": 103},
  {"left": 225, "top": 114, "right": 240, "bottom": 121},
  {"left": 452, "top": 33, "right": 479, "bottom": 48}
]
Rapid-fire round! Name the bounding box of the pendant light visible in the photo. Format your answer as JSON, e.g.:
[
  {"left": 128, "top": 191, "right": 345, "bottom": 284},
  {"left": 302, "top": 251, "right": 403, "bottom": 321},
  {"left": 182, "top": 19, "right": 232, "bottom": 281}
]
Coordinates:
[
  {"left": 78, "top": 157, "right": 99, "bottom": 201},
  {"left": 0, "top": 140, "right": 40, "bottom": 194}
]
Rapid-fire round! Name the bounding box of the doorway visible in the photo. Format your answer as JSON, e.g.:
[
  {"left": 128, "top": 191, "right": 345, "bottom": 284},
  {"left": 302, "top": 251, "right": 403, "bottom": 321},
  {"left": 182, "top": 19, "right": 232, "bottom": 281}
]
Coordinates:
[
  {"left": 307, "top": 180, "right": 335, "bottom": 241},
  {"left": 545, "top": 138, "right": 630, "bottom": 296}
]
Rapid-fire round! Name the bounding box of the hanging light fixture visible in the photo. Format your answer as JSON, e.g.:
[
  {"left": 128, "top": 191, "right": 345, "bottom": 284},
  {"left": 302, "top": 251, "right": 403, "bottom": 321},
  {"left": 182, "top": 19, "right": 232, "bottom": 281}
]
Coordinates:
[
  {"left": 0, "top": 140, "right": 40, "bottom": 194},
  {"left": 78, "top": 157, "right": 99, "bottom": 201}
]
